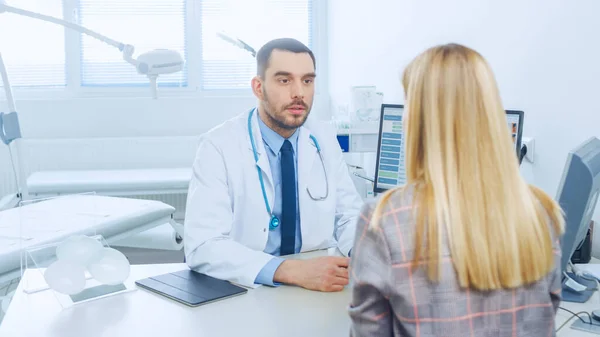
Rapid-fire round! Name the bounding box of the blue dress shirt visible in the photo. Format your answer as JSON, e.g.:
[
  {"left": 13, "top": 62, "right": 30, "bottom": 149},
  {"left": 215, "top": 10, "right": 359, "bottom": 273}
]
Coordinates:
[{"left": 254, "top": 116, "right": 303, "bottom": 286}]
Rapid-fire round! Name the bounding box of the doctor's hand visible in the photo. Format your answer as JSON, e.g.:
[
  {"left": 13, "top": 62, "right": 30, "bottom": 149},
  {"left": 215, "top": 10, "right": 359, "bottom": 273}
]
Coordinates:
[{"left": 273, "top": 256, "right": 350, "bottom": 292}]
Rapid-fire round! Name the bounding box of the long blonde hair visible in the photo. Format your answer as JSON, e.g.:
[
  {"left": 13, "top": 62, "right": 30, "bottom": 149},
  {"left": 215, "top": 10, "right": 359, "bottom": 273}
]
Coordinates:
[{"left": 372, "top": 43, "right": 564, "bottom": 290}]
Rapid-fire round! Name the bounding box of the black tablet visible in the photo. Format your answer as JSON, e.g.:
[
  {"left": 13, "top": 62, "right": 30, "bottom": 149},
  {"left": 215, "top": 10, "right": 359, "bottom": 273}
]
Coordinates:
[{"left": 135, "top": 269, "right": 247, "bottom": 307}]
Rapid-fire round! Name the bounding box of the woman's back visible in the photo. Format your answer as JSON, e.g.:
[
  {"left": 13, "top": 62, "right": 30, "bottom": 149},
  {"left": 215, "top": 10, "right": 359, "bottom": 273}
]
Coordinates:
[
  {"left": 348, "top": 185, "right": 562, "bottom": 337},
  {"left": 348, "top": 43, "right": 564, "bottom": 336}
]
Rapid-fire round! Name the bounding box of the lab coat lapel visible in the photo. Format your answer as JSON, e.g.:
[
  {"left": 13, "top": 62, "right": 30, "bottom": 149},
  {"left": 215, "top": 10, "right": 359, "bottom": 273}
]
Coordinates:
[{"left": 246, "top": 109, "right": 274, "bottom": 203}]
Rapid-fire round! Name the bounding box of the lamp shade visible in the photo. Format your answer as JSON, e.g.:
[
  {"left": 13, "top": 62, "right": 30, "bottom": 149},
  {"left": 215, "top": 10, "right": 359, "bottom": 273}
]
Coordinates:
[{"left": 136, "top": 49, "right": 184, "bottom": 76}]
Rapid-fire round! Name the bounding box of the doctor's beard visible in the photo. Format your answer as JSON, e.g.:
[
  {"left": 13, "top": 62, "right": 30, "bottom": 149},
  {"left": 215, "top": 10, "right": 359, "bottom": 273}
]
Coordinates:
[{"left": 261, "top": 90, "right": 312, "bottom": 131}]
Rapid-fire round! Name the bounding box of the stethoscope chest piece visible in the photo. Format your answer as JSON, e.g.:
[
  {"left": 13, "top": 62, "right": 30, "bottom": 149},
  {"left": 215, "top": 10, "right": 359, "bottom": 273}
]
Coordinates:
[{"left": 269, "top": 216, "right": 280, "bottom": 230}]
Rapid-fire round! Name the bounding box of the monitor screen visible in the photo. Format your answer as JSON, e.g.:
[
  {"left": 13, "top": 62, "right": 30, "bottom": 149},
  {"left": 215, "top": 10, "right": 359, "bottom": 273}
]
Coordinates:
[
  {"left": 373, "top": 106, "right": 525, "bottom": 193},
  {"left": 506, "top": 110, "right": 524, "bottom": 158},
  {"left": 374, "top": 104, "right": 406, "bottom": 193}
]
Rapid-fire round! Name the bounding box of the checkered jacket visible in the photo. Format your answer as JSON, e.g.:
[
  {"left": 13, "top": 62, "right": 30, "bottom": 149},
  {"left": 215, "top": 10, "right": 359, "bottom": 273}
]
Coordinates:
[{"left": 348, "top": 186, "right": 562, "bottom": 337}]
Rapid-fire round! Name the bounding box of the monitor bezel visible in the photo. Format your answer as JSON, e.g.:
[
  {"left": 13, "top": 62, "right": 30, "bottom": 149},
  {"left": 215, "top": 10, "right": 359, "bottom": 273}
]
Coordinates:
[
  {"left": 373, "top": 104, "right": 405, "bottom": 194},
  {"left": 506, "top": 110, "right": 525, "bottom": 159}
]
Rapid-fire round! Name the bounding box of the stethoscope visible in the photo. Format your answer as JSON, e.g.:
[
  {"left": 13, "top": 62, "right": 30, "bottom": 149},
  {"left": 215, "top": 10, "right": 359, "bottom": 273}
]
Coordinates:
[{"left": 248, "top": 108, "right": 329, "bottom": 230}]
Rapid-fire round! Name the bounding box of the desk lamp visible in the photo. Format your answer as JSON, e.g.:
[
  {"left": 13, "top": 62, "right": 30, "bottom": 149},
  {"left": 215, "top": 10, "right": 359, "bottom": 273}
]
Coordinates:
[{"left": 0, "top": 1, "right": 184, "bottom": 208}]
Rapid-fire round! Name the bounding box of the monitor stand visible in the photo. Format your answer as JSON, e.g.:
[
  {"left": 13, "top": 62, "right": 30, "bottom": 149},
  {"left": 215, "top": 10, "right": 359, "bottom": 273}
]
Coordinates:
[{"left": 562, "top": 272, "right": 597, "bottom": 303}]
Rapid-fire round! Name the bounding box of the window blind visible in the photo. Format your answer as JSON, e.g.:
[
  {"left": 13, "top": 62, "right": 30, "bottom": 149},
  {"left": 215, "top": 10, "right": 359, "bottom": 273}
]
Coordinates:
[
  {"left": 0, "top": 0, "right": 65, "bottom": 88},
  {"left": 201, "top": 0, "right": 312, "bottom": 90},
  {"left": 78, "top": 0, "right": 187, "bottom": 87}
]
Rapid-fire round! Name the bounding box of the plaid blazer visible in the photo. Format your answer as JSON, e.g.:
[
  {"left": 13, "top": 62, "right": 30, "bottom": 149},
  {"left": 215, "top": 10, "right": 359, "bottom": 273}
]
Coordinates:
[{"left": 348, "top": 186, "right": 562, "bottom": 337}]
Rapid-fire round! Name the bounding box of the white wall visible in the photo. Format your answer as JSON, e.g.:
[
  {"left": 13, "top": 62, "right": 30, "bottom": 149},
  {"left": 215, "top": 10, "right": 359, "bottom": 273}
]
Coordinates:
[
  {"left": 328, "top": 0, "right": 600, "bottom": 252},
  {"left": 329, "top": 0, "right": 600, "bottom": 195},
  {"left": 4, "top": 96, "right": 252, "bottom": 138}
]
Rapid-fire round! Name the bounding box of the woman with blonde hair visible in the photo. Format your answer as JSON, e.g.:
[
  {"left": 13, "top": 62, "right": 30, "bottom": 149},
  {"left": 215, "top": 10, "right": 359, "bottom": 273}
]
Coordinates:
[{"left": 348, "top": 43, "right": 564, "bottom": 336}]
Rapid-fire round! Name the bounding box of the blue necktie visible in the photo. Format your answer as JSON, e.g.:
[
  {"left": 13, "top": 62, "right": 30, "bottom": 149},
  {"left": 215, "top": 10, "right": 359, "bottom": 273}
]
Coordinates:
[{"left": 280, "top": 139, "right": 296, "bottom": 255}]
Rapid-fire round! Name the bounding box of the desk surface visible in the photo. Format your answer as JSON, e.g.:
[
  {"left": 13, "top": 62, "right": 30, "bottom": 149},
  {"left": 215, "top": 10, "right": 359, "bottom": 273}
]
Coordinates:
[
  {"left": 0, "top": 254, "right": 352, "bottom": 337},
  {"left": 557, "top": 290, "right": 600, "bottom": 336},
  {"left": 555, "top": 258, "right": 600, "bottom": 336},
  {"left": 2, "top": 255, "right": 599, "bottom": 337}
]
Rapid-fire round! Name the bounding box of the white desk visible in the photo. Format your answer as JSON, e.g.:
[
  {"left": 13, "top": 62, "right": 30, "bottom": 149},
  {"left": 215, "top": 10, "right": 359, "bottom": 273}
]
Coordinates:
[
  {"left": 557, "top": 290, "right": 600, "bottom": 336},
  {"left": 554, "top": 258, "right": 600, "bottom": 336},
  {"left": 0, "top": 254, "right": 352, "bottom": 337},
  {"left": 2, "top": 255, "right": 599, "bottom": 337}
]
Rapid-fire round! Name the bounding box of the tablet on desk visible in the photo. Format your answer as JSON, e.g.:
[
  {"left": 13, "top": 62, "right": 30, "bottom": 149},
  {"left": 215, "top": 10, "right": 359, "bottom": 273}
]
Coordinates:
[{"left": 135, "top": 269, "right": 247, "bottom": 307}]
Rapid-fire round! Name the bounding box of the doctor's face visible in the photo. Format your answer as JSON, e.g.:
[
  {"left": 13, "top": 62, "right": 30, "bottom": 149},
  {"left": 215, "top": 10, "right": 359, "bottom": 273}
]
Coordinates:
[{"left": 252, "top": 50, "right": 316, "bottom": 133}]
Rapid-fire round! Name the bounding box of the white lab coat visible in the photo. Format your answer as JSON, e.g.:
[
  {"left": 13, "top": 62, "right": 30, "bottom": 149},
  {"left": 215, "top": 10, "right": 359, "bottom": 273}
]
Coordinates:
[{"left": 184, "top": 109, "right": 364, "bottom": 287}]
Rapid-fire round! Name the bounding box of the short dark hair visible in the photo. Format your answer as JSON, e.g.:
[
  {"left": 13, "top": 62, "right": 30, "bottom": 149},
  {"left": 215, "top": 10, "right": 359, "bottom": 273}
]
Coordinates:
[{"left": 256, "top": 38, "right": 315, "bottom": 77}]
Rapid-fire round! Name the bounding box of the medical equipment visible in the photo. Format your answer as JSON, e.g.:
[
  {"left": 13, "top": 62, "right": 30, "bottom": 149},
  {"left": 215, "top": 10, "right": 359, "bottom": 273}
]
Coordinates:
[
  {"left": 55, "top": 235, "right": 104, "bottom": 267},
  {"left": 336, "top": 122, "right": 380, "bottom": 153},
  {"left": 0, "top": 194, "right": 177, "bottom": 285},
  {"left": 0, "top": 2, "right": 184, "bottom": 99},
  {"left": 23, "top": 232, "right": 135, "bottom": 309},
  {"left": 351, "top": 86, "right": 384, "bottom": 122},
  {"left": 43, "top": 260, "right": 87, "bottom": 295},
  {"left": 348, "top": 165, "right": 375, "bottom": 200},
  {"left": 305, "top": 137, "right": 329, "bottom": 201},
  {"left": 50, "top": 235, "right": 131, "bottom": 289},
  {"left": 335, "top": 121, "right": 380, "bottom": 200},
  {"left": 216, "top": 31, "right": 257, "bottom": 57},
  {"left": 86, "top": 247, "right": 131, "bottom": 286},
  {"left": 0, "top": 3, "right": 185, "bottom": 209},
  {"left": 26, "top": 167, "right": 192, "bottom": 198},
  {"left": 247, "top": 108, "right": 328, "bottom": 231},
  {"left": 333, "top": 99, "right": 381, "bottom": 200}
]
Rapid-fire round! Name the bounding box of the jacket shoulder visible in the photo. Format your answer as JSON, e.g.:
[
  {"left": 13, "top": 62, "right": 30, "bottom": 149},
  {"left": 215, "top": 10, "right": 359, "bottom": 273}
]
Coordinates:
[{"left": 303, "top": 117, "right": 337, "bottom": 139}]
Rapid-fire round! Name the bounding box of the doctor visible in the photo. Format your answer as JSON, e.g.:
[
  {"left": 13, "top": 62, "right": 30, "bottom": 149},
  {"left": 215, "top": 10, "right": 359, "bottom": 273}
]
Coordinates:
[{"left": 184, "top": 38, "right": 363, "bottom": 292}]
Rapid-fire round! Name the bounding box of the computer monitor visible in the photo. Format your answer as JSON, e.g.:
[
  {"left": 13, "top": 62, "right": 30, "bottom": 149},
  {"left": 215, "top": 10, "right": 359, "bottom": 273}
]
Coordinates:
[
  {"left": 555, "top": 137, "right": 600, "bottom": 303},
  {"left": 374, "top": 104, "right": 406, "bottom": 193},
  {"left": 373, "top": 105, "right": 525, "bottom": 193},
  {"left": 506, "top": 110, "right": 524, "bottom": 158},
  {"left": 557, "top": 137, "right": 600, "bottom": 272}
]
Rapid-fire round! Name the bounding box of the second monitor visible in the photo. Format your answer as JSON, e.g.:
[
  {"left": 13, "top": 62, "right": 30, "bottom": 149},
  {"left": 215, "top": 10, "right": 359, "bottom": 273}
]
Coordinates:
[{"left": 373, "top": 104, "right": 524, "bottom": 193}]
